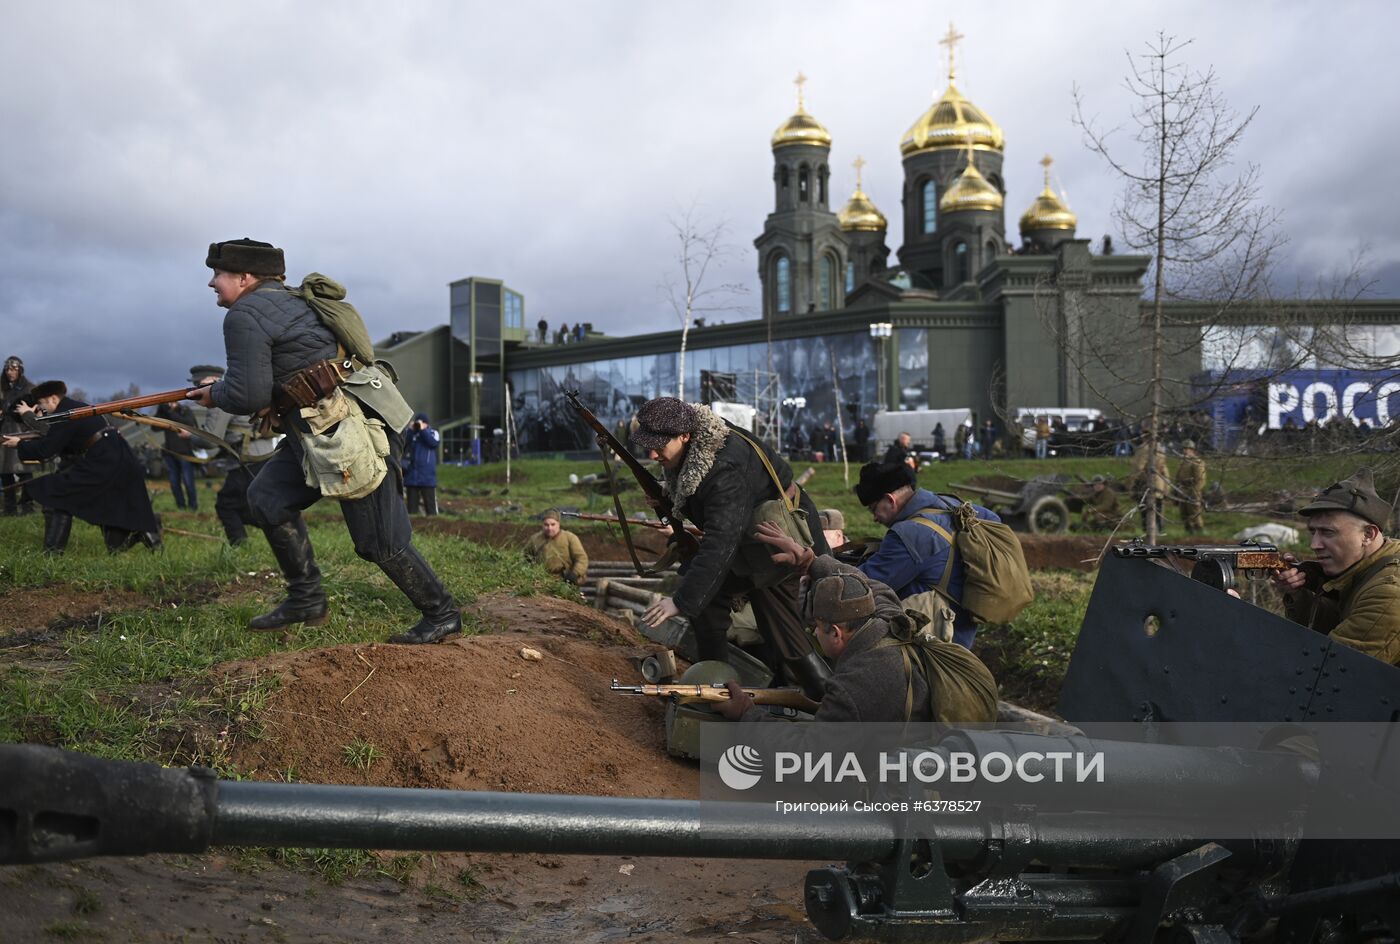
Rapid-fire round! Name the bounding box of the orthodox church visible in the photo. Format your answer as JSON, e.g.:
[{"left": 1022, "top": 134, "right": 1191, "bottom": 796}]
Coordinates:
[{"left": 754, "top": 25, "right": 1080, "bottom": 316}]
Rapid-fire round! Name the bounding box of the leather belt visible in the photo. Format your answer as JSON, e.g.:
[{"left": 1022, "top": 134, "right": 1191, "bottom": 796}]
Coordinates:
[
  {"left": 80, "top": 429, "right": 108, "bottom": 452},
  {"left": 272, "top": 358, "right": 354, "bottom": 413}
]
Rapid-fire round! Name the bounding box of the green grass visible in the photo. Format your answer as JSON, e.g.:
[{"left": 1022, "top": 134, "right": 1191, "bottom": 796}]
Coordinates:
[
  {"left": 438, "top": 450, "right": 1384, "bottom": 547},
  {"left": 341, "top": 738, "right": 383, "bottom": 772},
  {"left": 0, "top": 503, "right": 571, "bottom": 767},
  {"left": 42, "top": 921, "right": 104, "bottom": 940},
  {"left": 977, "top": 571, "right": 1097, "bottom": 712}
]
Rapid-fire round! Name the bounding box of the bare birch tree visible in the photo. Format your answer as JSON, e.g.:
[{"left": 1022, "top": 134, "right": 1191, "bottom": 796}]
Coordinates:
[
  {"left": 660, "top": 205, "right": 748, "bottom": 401},
  {"left": 1066, "top": 33, "right": 1284, "bottom": 540}
]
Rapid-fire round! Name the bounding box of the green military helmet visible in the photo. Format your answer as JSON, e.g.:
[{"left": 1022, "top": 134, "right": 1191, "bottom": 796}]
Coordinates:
[
  {"left": 665, "top": 661, "right": 742, "bottom": 761},
  {"left": 678, "top": 660, "right": 741, "bottom": 686},
  {"left": 664, "top": 658, "right": 784, "bottom": 760}
]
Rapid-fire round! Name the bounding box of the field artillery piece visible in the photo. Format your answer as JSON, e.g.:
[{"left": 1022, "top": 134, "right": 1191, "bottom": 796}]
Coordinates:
[
  {"left": 949, "top": 475, "right": 1076, "bottom": 534},
  {"left": 3, "top": 553, "right": 1398, "bottom": 941}
]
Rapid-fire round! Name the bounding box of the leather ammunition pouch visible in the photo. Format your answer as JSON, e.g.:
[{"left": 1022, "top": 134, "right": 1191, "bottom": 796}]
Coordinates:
[{"left": 273, "top": 359, "right": 351, "bottom": 413}]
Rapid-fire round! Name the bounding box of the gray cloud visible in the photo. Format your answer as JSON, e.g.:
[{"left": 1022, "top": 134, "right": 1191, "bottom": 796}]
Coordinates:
[{"left": 2, "top": 1, "right": 1396, "bottom": 397}]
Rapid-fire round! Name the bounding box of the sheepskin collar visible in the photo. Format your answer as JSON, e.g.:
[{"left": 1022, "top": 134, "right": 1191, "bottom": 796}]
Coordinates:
[{"left": 663, "top": 405, "right": 730, "bottom": 515}]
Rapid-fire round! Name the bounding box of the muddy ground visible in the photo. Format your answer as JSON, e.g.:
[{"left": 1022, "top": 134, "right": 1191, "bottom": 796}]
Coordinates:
[
  {"left": 1, "top": 530, "right": 1103, "bottom": 943},
  {"left": 2, "top": 581, "right": 832, "bottom": 942}
]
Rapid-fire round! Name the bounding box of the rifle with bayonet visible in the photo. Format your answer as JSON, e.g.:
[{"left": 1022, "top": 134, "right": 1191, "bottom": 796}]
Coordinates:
[
  {"left": 1112, "top": 539, "right": 1301, "bottom": 592},
  {"left": 563, "top": 390, "right": 701, "bottom": 574},
  {"left": 610, "top": 679, "right": 819, "bottom": 713},
  {"left": 560, "top": 510, "right": 703, "bottom": 537}
]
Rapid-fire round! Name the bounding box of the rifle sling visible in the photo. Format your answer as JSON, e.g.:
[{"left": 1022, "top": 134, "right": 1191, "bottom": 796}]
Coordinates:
[{"left": 599, "top": 437, "right": 678, "bottom": 577}]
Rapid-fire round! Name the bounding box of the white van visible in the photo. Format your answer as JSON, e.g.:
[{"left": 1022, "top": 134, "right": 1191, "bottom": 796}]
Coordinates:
[
  {"left": 872, "top": 408, "right": 973, "bottom": 459},
  {"left": 1014, "top": 407, "right": 1104, "bottom": 450}
]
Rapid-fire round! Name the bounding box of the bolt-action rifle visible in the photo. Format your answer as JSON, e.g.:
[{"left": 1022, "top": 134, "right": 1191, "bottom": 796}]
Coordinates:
[
  {"left": 1112, "top": 539, "right": 1303, "bottom": 592},
  {"left": 560, "top": 510, "right": 704, "bottom": 537},
  {"left": 610, "top": 679, "right": 819, "bottom": 713},
  {"left": 4, "top": 384, "right": 212, "bottom": 442},
  {"left": 563, "top": 390, "right": 700, "bottom": 574}
]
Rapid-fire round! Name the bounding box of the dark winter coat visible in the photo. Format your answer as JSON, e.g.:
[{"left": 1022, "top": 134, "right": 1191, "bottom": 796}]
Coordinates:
[
  {"left": 209, "top": 281, "right": 338, "bottom": 416},
  {"left": 155, "top": 402, "right": 197, "bottom": 456},
  {"left": 859, "top": 489, "right": 1000, "bottom": 645},
  {"left": 402, "top": 414, "right": 440, "bottom": 487},
  {"left": 1, "top": 371, "right": 34, "bottom": 475},
  {"left": 664, "top": 406, "right": 828, "bottom": 619},
  {"left": 882, "top": 442, "right": 912, "bottom": 466},
  {"left": 18, "top": 397, "right": 158, "bottom": 532}
]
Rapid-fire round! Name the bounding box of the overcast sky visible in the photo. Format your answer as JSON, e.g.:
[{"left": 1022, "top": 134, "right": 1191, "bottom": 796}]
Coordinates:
[{"left": 3, "top": 1, "right": 1397, "bottom": 398}]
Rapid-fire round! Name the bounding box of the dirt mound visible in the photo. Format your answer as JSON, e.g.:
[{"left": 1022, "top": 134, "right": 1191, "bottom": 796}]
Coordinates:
[
  {"left": 1017, "top": 534, "right": 1105, "bottom": 571},
  {"left": 228, "top": 594, "right": 690, "bottom": 798},
  {"left": 0, "top": 585, "right": 151, "bottom": 634}
]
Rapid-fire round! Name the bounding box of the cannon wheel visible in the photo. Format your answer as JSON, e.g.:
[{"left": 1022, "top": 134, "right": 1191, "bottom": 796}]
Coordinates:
[{"left": 1026, "top": 494, "right": 1070, "bottom": 534}]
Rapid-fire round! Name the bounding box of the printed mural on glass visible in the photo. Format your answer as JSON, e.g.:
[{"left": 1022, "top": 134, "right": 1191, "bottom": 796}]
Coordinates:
[{"left": 507, "top": 330, "right": 917, "bottom": 456}]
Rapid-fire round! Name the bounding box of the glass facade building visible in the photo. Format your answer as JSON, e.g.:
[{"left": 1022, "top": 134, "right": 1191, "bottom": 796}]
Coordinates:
[{"left": 507, "top": 330, "right": 930, "bottom": 453}]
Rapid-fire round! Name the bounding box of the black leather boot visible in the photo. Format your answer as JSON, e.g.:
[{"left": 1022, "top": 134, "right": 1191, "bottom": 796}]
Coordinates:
[
  {"left": 42, "top": 510, "right": 72, "bottom": 556},
  {"left": 249, "top": 519, "right": 328, "bottom": 631},
  {"left": 139, "top": 514, "right": 163, "bottom": 551},
  {"left": 379, "top": 546, "right": 461, "bottom": 644}
]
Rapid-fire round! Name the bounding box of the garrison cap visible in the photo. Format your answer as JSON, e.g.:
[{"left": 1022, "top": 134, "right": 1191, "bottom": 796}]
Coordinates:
[
  {"left": 818, "top": 508, "right": 845, "bottom": 531},
  {"left": 1299, "top": 468, "right": 1392, "bottom": 529},
  {"left": 205, "top": 238, "right": 285, "bottom": 276},
  {"left": 630, "top": 397, "right": 697, "bottom": 452},
  {"left": 190, "top": 364, "right": 224, "bottom": 381},
  {"left": 854, "top": 460, "right": 916, "bottom": 506},
  {"left": 540, "top": 508, "right": 562, "bottom": 522},
  {"left": 1181, "top": 439, "right": 1197, "bottom": 450}
]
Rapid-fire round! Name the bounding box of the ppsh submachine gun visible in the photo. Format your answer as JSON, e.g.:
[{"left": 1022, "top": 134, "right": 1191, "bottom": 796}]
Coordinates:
[
  {"left": 1112, "top": 539, "right": 1295, "bottom": 592},
  {"left": 4, "top": 553, "right": 1399, "bottom": 941}
]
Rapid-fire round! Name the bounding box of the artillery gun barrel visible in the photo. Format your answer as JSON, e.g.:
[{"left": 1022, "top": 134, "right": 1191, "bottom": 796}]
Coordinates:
[
  {"left": 3, "top": 744, "right": 1279, "bottom": 870},
  {"left": 5, "top": 745, "right": 1328, "bottom": 942}
]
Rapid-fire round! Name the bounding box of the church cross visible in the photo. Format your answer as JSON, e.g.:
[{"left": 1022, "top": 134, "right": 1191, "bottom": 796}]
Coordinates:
[
  {"left": 853, "top": 155, "right": 866, "bottom": 190},
  {"left": 1041, "top": 153, "right": 1054, "bottom": 187},
  {"left": 794, "top": 70, "right": 808, "bottom": 109},
  {"left": 939, "top": 22, "right": 965, "bottom": 83}
]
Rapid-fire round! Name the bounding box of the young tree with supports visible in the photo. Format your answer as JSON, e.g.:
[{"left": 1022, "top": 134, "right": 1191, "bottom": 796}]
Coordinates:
[{"left": 1066, "top": 32, "right": 1284, "bottom": 541}]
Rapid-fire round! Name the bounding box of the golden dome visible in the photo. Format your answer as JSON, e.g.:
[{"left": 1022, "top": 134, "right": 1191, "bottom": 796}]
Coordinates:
[
  {"left": 939, "top": 148, "right": 1003, "bottom": 214},
  {"left": 838, "top": 156, "right": 886, "bottom": 231},
  {"left": 901, "top": 23, "right": 1003, "bottom": 157},
  {"left": 772, "top": 71, "right": 831, "bottom": 150},
  {"left": 1019, "top": 155, "right": 1077, "bottom": 231},
  {"left": 901, "top": 83, "right": 1005, "bottom": 157}
]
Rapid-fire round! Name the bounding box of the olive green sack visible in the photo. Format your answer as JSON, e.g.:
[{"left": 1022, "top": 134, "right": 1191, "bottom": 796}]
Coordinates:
[
  {"left": 875, "top": 615, "right": 999, "bottom": 723},
  {"left": 909, "top": 500, "right": 1034, "bottom": 625},
  {"left": 292, "top": 273, "right": 378, "bottom": 366},
  {"left": 727, "top": 432, "right": 814, "bottom": 589}
]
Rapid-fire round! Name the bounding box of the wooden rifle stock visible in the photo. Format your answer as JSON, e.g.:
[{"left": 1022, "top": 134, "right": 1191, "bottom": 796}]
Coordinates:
[
  {"left": 563, "top": 390, "right": 701, "bottom": 560},
  {"left": 610, "top": 679, "right": 820, "bottom": 714},
  {"left": 37, "top": 385, "right": 211, "bottom": 426}
]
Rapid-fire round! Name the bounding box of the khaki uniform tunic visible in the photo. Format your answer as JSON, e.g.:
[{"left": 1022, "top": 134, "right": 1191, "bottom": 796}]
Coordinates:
[
  {"left": 1283, "top": 538, "right": 1400, "bottom": 666},
  {"left": 527, "top": 530, "right": 588, "bottom": 583},
  {"left": 1174, "top": 455, "right": 1207, "bottom": 533}
]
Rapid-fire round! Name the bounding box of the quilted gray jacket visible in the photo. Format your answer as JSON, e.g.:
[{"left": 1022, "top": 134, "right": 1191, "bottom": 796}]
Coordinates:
[{"left": 210, "top": 281, "right": 337, "bottom": 415}]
